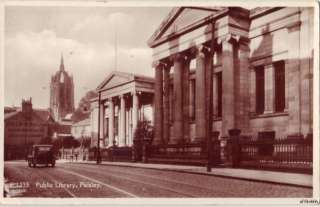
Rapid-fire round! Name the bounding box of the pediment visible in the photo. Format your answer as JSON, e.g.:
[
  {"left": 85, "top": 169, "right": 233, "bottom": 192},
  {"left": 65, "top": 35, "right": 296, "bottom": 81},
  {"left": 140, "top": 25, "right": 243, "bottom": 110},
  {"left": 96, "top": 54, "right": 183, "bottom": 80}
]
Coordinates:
[
  {"left": 148, "top": 7, "right": 222, "bottom": 47},
  {"left": 96, "top": 71, "right": 134, "bottom": 91}
]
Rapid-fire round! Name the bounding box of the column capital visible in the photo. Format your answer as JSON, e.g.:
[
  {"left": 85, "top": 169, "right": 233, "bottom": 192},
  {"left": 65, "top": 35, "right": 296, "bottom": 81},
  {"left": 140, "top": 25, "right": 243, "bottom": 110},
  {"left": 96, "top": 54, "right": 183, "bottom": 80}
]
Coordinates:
[
  {"left": 286, "top": 21, "right": 301, "bottom": 32},
  {"left": 217, "top": 34, "right": 249, "bottom": 46},
  {"left": 169, "top": 53, "right": 191, "bottom": 63},
  {"left": 152, "top": 60, "right": 169, "bottom": 69},
  {"left": 190, "top": 44, "right": 211, "bottom": 58},
  {"left": 131, "top": 91, "right": 141, "bottom": 96},
  {"left": 107, "top": 97, "right": 114, "bottom": 103}
]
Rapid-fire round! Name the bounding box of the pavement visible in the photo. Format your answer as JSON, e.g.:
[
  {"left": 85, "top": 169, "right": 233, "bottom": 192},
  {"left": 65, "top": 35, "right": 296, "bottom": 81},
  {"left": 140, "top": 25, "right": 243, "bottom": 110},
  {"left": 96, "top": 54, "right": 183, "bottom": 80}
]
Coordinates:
[
  {"left": 5, "top": 160, "right": 312, "bottom": 197},
  {"left": 62, "top": 159, "right": 313, "bottom": 188}
]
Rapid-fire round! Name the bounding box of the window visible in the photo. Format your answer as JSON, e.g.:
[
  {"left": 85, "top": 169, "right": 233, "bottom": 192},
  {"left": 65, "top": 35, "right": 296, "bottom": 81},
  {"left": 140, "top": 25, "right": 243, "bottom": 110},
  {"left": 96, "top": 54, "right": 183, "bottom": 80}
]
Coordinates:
[
  {"left": 254, "top": 61, "right": 285, "bottom": 115},
  {"left": 274, "top": 61, "right": 285, "bottom": 112},
  {"left": 216, "top": 72, "right": 222, "bottom": 117},
  {"left": 255, "top": 66, "right": 265, "bottom": 114}
]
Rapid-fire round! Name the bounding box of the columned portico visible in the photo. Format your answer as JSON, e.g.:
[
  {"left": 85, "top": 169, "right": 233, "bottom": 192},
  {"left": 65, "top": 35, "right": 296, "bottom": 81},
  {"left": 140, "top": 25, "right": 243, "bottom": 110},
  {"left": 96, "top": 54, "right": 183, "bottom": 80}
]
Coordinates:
[
  {"left": 148, "top": 7, "right": 252, "bottom": 144},
  {"left": 92, "top": 71, "right": 154, "bottom": 149}
]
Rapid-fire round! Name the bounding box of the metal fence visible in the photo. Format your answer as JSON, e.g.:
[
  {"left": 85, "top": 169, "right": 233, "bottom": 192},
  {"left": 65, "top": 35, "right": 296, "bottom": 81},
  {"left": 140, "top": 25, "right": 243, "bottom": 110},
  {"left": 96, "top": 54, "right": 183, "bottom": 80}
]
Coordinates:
[
  {"left": 147, "top": 140, "right": 221, "bottom": 166},
  {"left": 238, "top": 136, "right": 313, "bottom": 173}
]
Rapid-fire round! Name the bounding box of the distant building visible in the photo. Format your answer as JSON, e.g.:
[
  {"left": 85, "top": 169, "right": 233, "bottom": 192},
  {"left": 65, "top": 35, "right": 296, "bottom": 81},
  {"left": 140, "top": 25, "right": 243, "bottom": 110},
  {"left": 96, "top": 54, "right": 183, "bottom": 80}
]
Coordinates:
[
  {"left": 71, "top": 118, "right": 91, "bottom": 139},
  {"left": 91, "top": 71, "right": 154, "bottom": 148},
  {"left": 50, "top": 55, "right": 75, "bottom": 122},
  {"left": 4, "top": 98, "right": 55, "bottom": 160}
]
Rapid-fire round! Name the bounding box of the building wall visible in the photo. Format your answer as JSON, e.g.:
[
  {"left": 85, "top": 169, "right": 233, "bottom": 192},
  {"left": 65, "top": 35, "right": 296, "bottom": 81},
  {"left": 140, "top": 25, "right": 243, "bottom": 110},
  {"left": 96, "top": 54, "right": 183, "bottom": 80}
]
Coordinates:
[
  {"left": 247, "top": 7, "right": 313, "bottom": 138},
  {"left": 157, "top": 7, "right": 313, "bottom": 141},
  {"left": 71, "top": 124, "right": 91, "bottom": 139},
  {"left": 4, "top": 113, "right": 50, "bottom": 160}
]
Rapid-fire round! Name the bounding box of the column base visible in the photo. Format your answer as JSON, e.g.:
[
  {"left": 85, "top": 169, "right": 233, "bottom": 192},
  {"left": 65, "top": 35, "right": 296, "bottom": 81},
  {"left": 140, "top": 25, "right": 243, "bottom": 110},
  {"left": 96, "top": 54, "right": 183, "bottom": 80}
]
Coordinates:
[{"left": 263, "top": 110, "right": 274, "bottom": 114}]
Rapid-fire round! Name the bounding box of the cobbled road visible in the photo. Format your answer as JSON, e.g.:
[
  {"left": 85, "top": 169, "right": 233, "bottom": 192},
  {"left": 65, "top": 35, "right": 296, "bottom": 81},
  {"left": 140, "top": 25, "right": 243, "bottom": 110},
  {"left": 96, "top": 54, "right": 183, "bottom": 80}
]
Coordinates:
[{"left": 4, "top": 161, "right": 312, "bottom": 197}]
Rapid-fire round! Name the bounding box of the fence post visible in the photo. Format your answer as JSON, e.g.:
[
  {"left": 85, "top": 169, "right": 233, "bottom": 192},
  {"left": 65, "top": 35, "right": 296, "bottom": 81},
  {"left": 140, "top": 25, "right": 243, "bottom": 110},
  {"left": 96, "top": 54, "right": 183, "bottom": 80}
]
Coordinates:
[
  {"left": 142, "top": 142, "right": 148, "bottom": 163},
  {"left": 228, "top": 129, "right": 241, "bottom": 168},
  {"left": 207, "top": 131, "right": 220, "bottom": 172}
]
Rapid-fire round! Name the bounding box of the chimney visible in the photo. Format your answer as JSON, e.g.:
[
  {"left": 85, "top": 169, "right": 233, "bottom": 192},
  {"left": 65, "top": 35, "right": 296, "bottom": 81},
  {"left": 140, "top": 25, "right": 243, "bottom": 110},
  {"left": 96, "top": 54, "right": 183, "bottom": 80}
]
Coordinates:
[{"left": 22, "top": 97, "right": 33, "bottom": 117}]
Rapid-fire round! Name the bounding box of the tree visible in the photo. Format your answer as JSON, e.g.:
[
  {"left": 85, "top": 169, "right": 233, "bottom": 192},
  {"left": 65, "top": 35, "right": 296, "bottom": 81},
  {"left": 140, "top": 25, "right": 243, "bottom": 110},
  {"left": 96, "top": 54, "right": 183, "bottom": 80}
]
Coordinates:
[
  {"left": 132, "top": 120, "right": 154, "bottom": 161},
  {"left": 72, "top": 90, "right": 97, "bottom": 123}
]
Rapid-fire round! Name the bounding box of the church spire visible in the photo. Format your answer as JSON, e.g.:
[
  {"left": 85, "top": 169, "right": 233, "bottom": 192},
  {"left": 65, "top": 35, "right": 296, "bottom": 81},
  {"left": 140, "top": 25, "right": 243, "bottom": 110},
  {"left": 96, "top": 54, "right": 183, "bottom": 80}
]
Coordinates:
[{"left": 60, "top": 53, "right": 65, "bottom": 71}]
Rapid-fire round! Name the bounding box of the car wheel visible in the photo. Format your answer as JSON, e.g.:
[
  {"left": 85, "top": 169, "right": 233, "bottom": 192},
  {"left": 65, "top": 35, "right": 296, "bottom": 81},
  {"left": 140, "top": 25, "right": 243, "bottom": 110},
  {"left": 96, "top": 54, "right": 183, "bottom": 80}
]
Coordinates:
[{"left": 51, "top": 162, "right": 55, "bottom": 167}]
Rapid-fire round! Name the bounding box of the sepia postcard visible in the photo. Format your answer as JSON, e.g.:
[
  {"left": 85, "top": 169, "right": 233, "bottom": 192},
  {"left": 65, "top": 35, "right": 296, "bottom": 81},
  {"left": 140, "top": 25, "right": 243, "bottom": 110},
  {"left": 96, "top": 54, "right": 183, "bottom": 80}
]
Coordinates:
[{"left": 0, "top": 0, "right": 319, "bottom": 206}]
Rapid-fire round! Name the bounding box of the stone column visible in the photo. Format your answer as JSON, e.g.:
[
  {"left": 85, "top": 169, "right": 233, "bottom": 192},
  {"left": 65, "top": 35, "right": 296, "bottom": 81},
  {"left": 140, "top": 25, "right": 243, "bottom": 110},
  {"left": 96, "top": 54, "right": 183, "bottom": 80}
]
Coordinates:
[
  {"left": 153, "top": 61, "right": 164, "bottom": 144},
  {"left": 237, "top": 39, "right": 250, "bottom": 134},
  {"left": 99, "top": 102, "right": 105, "bottom": 147},
  {"left": 249, "top": 68, "right": 256, "bottom": 114},
  {"left": 195, "top": 45, "right": 208, "bottom": 142},
  {"left": 108, "top": 98, "right": 114, "bottom": 147},
  {"left": 264, "top": 64, "right": 274, "bottom": 113},
  {"left": 163, "top": 67, "right": 171, "bottom": 144},
  {"left": 300, "top": 9, "right": 313, "bottom": 136},
  {"left": 132, "top": 91, "right": 139, "bottom": 142},
  {"left": 119, "top": 95, "right": 126, "bottom": 147},
  {"left": 183, "top": 56, "right": 191, "bottom": 143},
  {"left": 287, "top": 22, "right": 302, "bottom": 136},
  {"left": 171, "top": 54, "right": 185, "bottom": 144},
  {"left": 189, "top": 78, "right": 195, "bottom": 120},
  {"left": 220, "top": 35, "right": 237, "bottom": 137}
]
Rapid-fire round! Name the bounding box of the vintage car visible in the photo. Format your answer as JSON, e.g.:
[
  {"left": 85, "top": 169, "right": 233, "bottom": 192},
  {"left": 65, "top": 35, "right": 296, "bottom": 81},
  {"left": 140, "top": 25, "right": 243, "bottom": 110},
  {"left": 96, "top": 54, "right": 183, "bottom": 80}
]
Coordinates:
[{"left": 27, "top": 145, "right": 56, "bottom": 167}]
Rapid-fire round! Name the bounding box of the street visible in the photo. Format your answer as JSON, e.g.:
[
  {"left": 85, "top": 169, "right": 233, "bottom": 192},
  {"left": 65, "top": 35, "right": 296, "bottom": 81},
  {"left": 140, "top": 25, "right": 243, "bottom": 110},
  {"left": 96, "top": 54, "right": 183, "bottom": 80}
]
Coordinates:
[{"left": 4, "top": 161, "right": 312, "bottom": 197}]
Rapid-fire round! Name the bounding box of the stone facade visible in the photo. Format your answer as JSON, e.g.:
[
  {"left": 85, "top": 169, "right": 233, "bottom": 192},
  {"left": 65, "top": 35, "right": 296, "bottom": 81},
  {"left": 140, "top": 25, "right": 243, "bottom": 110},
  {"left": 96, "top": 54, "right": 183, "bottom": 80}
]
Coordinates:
[
  {"left": 71, "top": 118, "right": 91, "bottom": 139},
  {"left": 4, "top": 98, "right": 55, "bottom": 160},
  {"left": 90, "top": 71, "right": 154, "bottom": 148},
  {"left": 50, "top": 55, "right": 75, "bottom": 122},
  {"left": 148, "top": 7, "right": 313, "bottom": 144}
]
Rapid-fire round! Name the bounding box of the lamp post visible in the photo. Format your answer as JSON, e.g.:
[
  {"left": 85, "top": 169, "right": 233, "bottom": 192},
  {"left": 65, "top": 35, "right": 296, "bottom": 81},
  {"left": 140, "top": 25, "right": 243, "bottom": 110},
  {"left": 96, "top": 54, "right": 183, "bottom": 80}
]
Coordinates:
[{"left": 96, "top": 91, "right": 102, "bottom": 164}]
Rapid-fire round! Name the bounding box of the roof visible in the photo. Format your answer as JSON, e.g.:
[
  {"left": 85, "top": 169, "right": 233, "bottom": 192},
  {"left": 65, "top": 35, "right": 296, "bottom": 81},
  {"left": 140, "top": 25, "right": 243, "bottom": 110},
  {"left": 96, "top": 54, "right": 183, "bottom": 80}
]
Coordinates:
[
  {"left": 34, "top": 109, "right": 53, "bottom": 122},
  {"left": 148, "top": 7, "right": 254, "bottom": 48},
  {"left": 4, "top": 108, "right": 54, "bottom": 122},
  {"left": 56, "top": 123, "right": 72, "bottom": 134},
  {"left": 63, "top": 113, "right": 73, "bottom": 120},
  {"left": 96, "top": 71, "right": 154, "bottom": 91},
  {"left": 4, "top": 111, "right": 20, "bottom": 120},
  {"left": 73, "top": 118, "right": 90, "bottom": 127},
  {"left": 4, "top": 106, "right": 19, "bottom": 114},
  {"left": 148, "top": 7, "right": 225, "bottom": 47}
]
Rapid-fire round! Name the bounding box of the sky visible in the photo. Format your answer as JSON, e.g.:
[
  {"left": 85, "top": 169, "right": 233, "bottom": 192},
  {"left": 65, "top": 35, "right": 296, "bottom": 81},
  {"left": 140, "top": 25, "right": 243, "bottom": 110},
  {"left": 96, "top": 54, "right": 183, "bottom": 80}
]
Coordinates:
[{"left": 4, "top": 6, "right": 171, "bottom": 109}]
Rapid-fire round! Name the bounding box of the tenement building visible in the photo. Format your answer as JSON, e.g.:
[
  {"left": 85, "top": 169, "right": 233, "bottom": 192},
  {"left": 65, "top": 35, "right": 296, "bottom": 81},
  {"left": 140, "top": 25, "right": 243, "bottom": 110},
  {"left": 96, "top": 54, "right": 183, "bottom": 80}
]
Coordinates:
[
  {"left": 50, "top": 55, "right": 75, "bottom": 122},
  {"left": 90, "top": 71, "right": 154, "bottom": 148},
  {"left": 148, "top": 7, "right": 313, "bottom": 144},
  {"left": 4, "top": 98, "right": 55, "bottom": 160}
]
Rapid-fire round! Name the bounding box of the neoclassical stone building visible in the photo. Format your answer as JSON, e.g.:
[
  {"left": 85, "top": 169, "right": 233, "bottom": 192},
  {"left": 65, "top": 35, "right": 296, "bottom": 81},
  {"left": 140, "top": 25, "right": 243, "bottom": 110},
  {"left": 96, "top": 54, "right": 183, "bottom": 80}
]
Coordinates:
[
  {"left": 90, "top": 71, "right": 154, "bottom": 148},
  {"left": 148, "top": 7, "right": 313, "bottom": 145}
]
